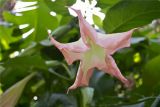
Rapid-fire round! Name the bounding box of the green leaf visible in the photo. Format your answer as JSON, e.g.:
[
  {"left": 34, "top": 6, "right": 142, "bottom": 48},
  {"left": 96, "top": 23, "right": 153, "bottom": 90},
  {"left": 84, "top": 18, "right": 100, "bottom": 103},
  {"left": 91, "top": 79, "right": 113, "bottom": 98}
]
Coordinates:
[
  {"left": 81, "top": 87, "right": 94, "bottom": 107},
  {"left": 0, "top": 65, "right": 5, "bottom": 74},
  {"left": 44, "top": 0, "right": 75, "bottom": 15},
  {"left": 93, "top": 14, "right": 103, "bottom": 28},
  {"left": 148, "top": 42, "right": 160, "bottom": 57},
  {"left": 36, "top": 93, "right": 77, "bottom": 107},
  {"left": 0, "top": 72, "right": 36, "bottom": 107},
  {"left": 3, "top": 0, "right": 58, "bottom": 42},
  {"left": 46, "top": 60, "right": 73, "bottom": 80},
  {"left": 97, "top": 0, "right": 121, "bottom": 8},
  {"left": 151, "top": 95, "right": 160, "bottom": 107},
  {"left": 0, "top": 26, "right": 20, "bottom": 49},
  {"left": 103, "top": 0, "right": 160, "bottom": 33},
  {"left": 1, "top": 55, "right": 47, "bottom": 87},
  {"left": 142, "top": 55, "right": 160, "bottom": 94}
]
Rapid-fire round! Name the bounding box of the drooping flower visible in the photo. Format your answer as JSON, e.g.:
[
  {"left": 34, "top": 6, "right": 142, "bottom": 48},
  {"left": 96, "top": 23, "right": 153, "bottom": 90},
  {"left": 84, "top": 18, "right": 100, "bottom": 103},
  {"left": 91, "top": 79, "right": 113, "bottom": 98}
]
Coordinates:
[{"left": 49, "top": 8, "right": 134, "bottom": 93}]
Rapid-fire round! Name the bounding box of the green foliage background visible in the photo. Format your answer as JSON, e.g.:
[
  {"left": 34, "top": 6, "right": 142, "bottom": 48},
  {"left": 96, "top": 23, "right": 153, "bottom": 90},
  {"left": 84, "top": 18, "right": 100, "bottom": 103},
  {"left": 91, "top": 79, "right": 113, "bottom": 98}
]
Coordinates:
[{"left": 0, "top": 0, "right": 160, "bottom": 107}]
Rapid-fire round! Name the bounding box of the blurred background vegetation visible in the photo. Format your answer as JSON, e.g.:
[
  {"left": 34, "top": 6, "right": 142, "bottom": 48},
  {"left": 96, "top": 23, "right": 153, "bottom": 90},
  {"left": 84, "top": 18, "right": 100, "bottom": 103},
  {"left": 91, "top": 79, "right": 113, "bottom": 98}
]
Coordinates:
[{"left": 0, "top": 0, "right": 160, "bottom": 107}]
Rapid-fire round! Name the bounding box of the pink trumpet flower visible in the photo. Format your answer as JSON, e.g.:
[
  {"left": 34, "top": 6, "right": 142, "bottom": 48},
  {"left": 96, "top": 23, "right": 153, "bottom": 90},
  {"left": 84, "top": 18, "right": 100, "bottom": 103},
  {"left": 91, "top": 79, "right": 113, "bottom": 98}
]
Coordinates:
[{"left": 49, "top": 8, "right": 134, "bottom": 94}]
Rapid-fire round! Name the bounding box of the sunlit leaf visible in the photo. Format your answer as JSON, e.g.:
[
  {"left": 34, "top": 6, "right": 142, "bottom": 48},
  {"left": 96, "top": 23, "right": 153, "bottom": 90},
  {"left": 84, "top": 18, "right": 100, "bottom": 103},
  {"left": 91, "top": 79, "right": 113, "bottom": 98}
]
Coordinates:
[
  {"left": 3, "top": 0, "right": 58, "bottom": 42},
  {"left": 93, "top": 14, "right": 103, "bottom": 28},
  {"left": 0, "top": 26, "right": 20, "bottom": 50}
]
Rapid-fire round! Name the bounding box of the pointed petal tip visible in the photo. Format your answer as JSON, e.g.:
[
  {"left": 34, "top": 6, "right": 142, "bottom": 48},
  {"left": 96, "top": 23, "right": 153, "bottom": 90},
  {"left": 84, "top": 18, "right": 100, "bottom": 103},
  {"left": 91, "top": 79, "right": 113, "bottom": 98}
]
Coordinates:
[
  {"left": 68, "top": 6, "right": 78, "bottom": 11},
  {"left": 125, "top": 29, "right": 135, "bottom": 35},
  {"left": 66, "top": 89, "right": 70, "bottom": 94},
  {"left": 133, "top": 28, "right": 138, "bottom": 31},
  {"left": 65, "top": 6, "right": 69, "bottom": 8},
  {"left": 129, "top": 28, "right": 137, "bottom": 33},
  {"left": 124, "top": 78, "right": 135, "bottom": 89},
  {"left": 47, "top": 30, "right": 52, "bottom": 39},
  {"left": 67, "top": 85, "right": 77, "bottom": 94},
  {"left": 49, "top": 34, "right": 64, "bottom": 50},
  {"left": 117, "top": 76, "right": 132, "bottom": 88},
  {"left": 68, "top": 7, "right": 82, "bottom": 16}
]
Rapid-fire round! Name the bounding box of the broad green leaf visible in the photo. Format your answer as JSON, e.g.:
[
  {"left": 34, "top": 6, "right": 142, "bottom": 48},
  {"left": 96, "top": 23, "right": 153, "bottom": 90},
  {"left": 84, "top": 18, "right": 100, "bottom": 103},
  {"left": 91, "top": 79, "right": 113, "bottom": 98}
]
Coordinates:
[
  {"left": 142, "top": 55, "right": 160, "bottom": 94},
  {"left": 103, "top": 0, "right": 160, "bottom": 33},
  {"left": 0, "top": 26, "right": 20, "bottom": 50},
  {"left": 93, "top": 14, "right": 103, "bottom": 28},
  {"left": 97, "top": 0, "right": 121, "bottom": 8},
  {"left": 1, "top": 55, "right": 47, "bottom": 87},
  {"left": 44, "top": 0, "right": 75, "bottom": 15},
  {"left": 3, "top": 0, "right": 58, "bottom": 42},
  {"left": 148, "top": 42, "right": 160, "bottom": 57},
  {"left": 0, "top": 72, "right": 36, "bottom": 107},
  {"left": 19, "top": 42, "right": 42, "bottom": 56}
]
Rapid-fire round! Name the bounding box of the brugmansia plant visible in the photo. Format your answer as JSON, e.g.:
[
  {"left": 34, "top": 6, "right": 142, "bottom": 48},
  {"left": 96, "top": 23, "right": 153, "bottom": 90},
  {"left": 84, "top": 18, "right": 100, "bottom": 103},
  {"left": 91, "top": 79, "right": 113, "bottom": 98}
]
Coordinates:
[
  {"left": 49, "top": 7, "right": 134, "bottom": 93},
  {"left": 0, "top": 0, "right": 160, "bottom": 107}
]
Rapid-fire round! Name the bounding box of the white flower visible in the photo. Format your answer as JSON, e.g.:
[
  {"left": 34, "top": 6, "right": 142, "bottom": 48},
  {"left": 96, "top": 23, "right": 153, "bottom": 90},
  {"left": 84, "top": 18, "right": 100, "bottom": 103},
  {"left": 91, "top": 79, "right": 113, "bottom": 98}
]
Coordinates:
[{"left": 69, "top": 0, "right": 105, "bottom": 25}]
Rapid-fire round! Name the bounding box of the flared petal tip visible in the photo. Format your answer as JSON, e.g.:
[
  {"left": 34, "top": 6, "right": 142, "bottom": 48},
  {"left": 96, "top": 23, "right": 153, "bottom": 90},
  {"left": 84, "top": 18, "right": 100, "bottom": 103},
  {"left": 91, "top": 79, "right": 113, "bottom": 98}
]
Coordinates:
[
  {"left": 129, "top": 28, "right": 137, "bottom": 34},
  {"left": 47, "top": 31, "right": 52, "bottom": 40},
  {"left": 66, "top": 82, "right": 89, "bottom": 94},
  {"left": 66, "top": 89, "right": 70, "bottom": 94},
  {"left": 68, "top": 7, "right": 82, "bottom": 17},
  {"left": 66, "top": 85, "right": 77, "bottom": 94},
  {"left": 133, "top": 28, "right": 138, "bottom": 31},
  {"left": 65, "top": 57, "right": 73, "bottom": 65},
  {"left": 123, "top": 78, "right": 134, "bottom": 89},
  {"left": 65, "top": 6, "right": 69, "bottom": 8},
  {"left": 68, "top": 6, "right": 79, "bottom": 12}
]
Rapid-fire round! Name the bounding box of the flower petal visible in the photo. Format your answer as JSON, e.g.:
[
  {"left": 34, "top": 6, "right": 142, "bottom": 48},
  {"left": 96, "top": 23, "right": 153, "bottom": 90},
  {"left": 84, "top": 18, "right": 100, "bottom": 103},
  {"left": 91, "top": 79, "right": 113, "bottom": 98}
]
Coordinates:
[
  {"left": 65, "top": 38, "right": 89, "bottom": 52},
  {"left": 50, "top": 37, "right": 87, "bottom": 65},
  {"left": 97, "top": 30, "right": 134, "bottom": 54},
  {"left": 69, "top": 7, "right": 97, "bottom": 45},
  {"left": 103, "top": 55, "right": 130, "bottom": 87},
  {"left": 67, "top": 62, "right": 93, "bottom": 93}
]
